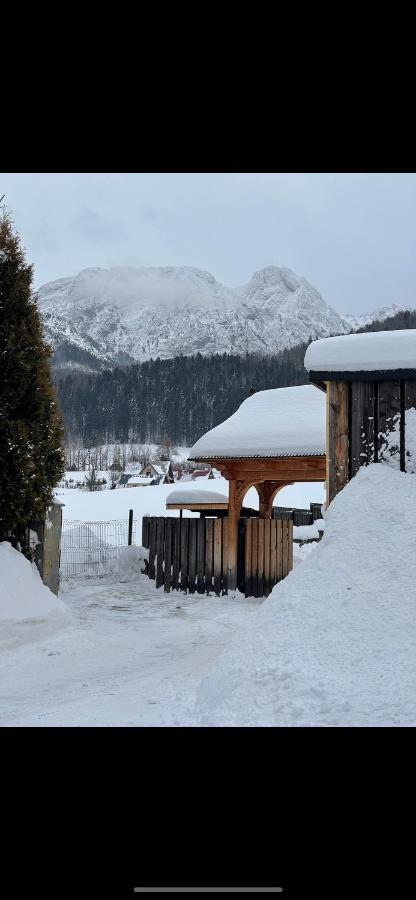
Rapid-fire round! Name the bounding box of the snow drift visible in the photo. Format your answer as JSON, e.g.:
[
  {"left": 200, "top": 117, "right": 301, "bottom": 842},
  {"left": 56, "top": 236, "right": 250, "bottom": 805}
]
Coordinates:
[
  {"left": 0, "top": 542, "right": 70, "bottom": 624},
  {"left": 196, "top": 465, "right": 416, "bottom": 726}
]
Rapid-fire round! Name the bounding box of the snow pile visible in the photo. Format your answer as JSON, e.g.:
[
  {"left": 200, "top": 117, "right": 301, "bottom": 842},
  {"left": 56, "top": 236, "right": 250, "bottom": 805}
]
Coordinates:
[
  {"left": 0, "top": 542, "right": 70, "bottom": 624},
  {"left": 293, "top": 523, "right": 320, "bottom": 541},
  {"left": 196, "top": 465, "right": 416, "bottom": 726},
  {"left": 305, "top": 329, "right": 416, "bottom": 373},
  {"left": 189, "top": 385, "right": 326, "bottom": 459},
  {"left": 405, "top": 407, "right": 416, "bottom": 474},
  {"left": 115, "top": 546, "right": 149, "bottom": 582}
]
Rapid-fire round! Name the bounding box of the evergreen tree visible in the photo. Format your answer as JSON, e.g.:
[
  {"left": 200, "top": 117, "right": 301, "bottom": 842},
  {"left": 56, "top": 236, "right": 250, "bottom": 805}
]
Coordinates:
[{"left": 0, "top": 209, "right": 64, "bottom": 551}]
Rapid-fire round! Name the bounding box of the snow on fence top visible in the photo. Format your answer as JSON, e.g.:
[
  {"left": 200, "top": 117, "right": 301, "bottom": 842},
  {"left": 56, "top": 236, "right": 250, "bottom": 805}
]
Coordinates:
[
  {"left": 304, "top": 329, "right": 416, "bottom": 374},
  {"left": 166, "top": 488, "right": 228, "bottom": 506},
  {"left": 189, "top": 385, "right": 326, "bottom": 460}
]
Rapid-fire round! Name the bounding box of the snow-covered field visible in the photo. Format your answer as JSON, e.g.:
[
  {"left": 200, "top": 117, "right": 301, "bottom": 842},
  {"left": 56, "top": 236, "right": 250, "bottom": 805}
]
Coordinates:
[{"left": 57, "top": 477, "right": 326, "bottom": 538}]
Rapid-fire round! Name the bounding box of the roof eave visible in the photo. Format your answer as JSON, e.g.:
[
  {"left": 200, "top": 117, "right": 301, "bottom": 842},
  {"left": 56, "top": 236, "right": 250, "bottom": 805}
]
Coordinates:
[
  {"left": 309, "top": 369, "right": 416, "bottom": 383},
  {"left": 188, "top": 452, "right": 326, "bottom": 462}
]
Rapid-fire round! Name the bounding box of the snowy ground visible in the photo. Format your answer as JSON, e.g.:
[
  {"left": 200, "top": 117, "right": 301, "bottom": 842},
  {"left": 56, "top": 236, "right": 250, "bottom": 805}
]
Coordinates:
[
  {"left": 0, "top": 572, "right": 262, "bottom": 727},
  {"left": 7, "top": 465, "right": 415, "bottom": 726},
  {"left": 1, "top": 478, "right": 325, "bottom": 727}
]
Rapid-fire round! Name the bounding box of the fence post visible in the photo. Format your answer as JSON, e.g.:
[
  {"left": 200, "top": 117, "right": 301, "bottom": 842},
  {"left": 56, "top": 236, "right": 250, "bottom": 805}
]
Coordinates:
[{"left": 128, "top": 509, "right": 133, "bottom": 546}]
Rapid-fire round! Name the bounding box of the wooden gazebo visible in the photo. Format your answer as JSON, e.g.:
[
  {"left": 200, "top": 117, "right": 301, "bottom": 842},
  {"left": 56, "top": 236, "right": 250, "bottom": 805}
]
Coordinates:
[{"left": 188, "top": 385, "right": 326, "bottom": 589}]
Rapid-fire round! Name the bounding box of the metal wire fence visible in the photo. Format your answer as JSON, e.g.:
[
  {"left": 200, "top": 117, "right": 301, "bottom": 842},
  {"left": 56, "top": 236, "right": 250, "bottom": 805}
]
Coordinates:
[{"left": 60, "top": 518, "right": 138, "bottom": 580}]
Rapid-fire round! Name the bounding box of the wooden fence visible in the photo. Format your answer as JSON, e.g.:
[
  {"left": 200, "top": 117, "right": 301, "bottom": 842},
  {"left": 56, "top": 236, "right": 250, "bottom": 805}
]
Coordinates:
[
  {"left": 240, "top": 518, "right": 293, "bottom": 598},
  {"left": 142, "top": 515, "right": 293, "bottom": 598}
]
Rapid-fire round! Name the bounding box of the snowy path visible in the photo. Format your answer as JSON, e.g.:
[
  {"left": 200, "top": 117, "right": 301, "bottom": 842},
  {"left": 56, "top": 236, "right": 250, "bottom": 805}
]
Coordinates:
[{"left": 0, "top": 576, "right": 261, "bottom": 726}]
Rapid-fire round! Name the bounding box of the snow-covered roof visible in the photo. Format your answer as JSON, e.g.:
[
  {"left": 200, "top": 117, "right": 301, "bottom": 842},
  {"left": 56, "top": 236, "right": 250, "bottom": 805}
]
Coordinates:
[
  {"left": 127, "top": 475, "right": 153, "bottom": 485},
  {"left": 189, "top": 385, "right": 326, "bottom": 460},
  {"left": 304, "top": 329, "right": 416, "bottom": 374},
  {"left": 166, "top": 489, "right": 228, "bottom": 506}
]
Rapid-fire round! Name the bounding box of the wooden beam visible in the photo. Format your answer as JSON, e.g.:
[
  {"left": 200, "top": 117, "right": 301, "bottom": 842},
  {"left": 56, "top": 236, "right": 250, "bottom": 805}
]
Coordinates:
[{"left": 327, "top": 381, "right": 349, "bottom": 504}]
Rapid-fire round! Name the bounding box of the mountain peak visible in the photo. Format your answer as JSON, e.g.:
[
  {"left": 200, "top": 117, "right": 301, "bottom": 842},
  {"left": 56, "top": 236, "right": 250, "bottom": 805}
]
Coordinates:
[{"left": 37, "top": 263, "right": 349, "bottom": 372}]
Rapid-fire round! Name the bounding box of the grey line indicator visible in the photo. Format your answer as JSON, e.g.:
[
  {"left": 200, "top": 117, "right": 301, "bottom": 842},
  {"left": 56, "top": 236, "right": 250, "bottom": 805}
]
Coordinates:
[{"left": 133, "top": 889, "right": 283, "bottom": 893}]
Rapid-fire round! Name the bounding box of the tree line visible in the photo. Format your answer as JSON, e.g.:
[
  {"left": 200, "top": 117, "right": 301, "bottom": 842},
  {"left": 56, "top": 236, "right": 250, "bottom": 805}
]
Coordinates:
[{"left": 55, "top": 344, "right": 310, "bottom": 447}]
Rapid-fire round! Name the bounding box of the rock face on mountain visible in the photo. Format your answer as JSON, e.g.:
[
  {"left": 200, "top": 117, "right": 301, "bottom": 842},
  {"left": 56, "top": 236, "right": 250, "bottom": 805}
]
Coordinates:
[{"left": 37, "top": 264, "right": 351, "bottom": 371}]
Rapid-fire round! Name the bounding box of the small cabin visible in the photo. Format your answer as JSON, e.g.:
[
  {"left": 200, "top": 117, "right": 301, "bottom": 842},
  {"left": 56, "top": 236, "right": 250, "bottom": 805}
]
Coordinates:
[
  {"left": 126, "top": 475, "right": 154, "bottom": 488},
  {"left": 139, "top": 461, "right": 174, "bottom": 484},
  {"left": 305, "top": 329, "right": 416, "bottom": 504}
]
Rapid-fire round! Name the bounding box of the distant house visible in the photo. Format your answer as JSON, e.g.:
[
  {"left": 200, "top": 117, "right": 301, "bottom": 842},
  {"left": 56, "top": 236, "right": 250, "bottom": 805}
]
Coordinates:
[
  {"left": 191, "top": 467, "right": 214, "bottom": 480},
  {"left": 139, "top": 461, "right": 174, "bottom": 484},
  {"left": 126, "top": 475, "right": 155, "bottom": 488}
]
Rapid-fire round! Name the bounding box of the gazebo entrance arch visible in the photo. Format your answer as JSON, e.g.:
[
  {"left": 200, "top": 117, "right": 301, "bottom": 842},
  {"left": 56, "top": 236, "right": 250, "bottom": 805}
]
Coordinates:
[
  {"left": 204, "top": 458, "right": 324, "bottom": 589},
  {"left": 188, "top": 385, "right": 327, "bottom": 591}
]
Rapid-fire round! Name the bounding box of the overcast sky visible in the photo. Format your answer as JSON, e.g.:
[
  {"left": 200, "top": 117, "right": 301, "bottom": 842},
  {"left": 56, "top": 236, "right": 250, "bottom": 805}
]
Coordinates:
[{"left": 1, "top": 172, "right": 416, "bottom": 315}]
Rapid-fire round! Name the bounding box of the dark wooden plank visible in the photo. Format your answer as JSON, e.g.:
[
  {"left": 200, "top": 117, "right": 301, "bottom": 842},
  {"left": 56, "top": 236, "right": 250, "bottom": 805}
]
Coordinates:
[
  {"left": 205, "top": 518, "right": 214, "bottom": 593},
  {"left": 251, "top": 518, "right": 258, "bottom": 598},
  {"left": 213, "top": 518, "right": 222, "bottom": 596},
  {"left": 263, "top": 519, "right": 271, "bottom": 596},
  {"left": 141, "top": 515, "right": 150, "bottom": 548},
  {"left": 222, "top": 518, "right": 229, "bottom": 595},
  {"left": 288, "top": 520, "right": 293, "bottom": 573},
  {"left": 269, "top": 519, "right": 277, "bottom": 589},
  {"left": 377, "top": 380, "right": 401, "bottom": 470},
  {"left": 257, "top": 519, "right": 264, "bottom": 597},
  {"left": 281, "top": 520, "right": 287, "bottom": 578},
  {"left": 180, "top": 518, "right": 189, "bottom": 592},
  {"left": 236, "top": 518, "right": 245, "bottom": 593},
  {"left": 276, "top": 519, "right": 283, "bottom": 582},
  {"left": 197, "top": 518, "right": 205, "bottom": 594},
  {"left": 350, "top": 381, "right": 376, "bottom": 476},
  {"left": 404, "top": 380, "right": 416, "bottom": 410},
  {"left": 328, "top": 381, "right": 349, "bottom": 503},
  {"left": 245, "top": 519, "right": 252, "bottom": 598},
  {"left": 128, "top": 509, "right": 134, "bottom": 546},
  {"left": 164, "top": 517, "right": 173, "bottom": 592},
  {"left": 156, "top": 517, "right": 165, "bottom": 589},
  {"left": 172, "top": 518, "right": 181, "bottom": 590},
  {"left": 188, "top": 519, "right": 197, "bottom": 593},
  {"left": 148, "top": 517, "right": 157, "bottom": 580}
]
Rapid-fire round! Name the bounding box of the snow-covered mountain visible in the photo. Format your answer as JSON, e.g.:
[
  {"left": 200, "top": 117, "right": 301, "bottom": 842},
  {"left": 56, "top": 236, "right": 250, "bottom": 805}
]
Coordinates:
[
  {"left": 344, "top": 303, "right": 415, "bottom": 331},
  {"left": 36, "top": 264, "right": 351, "bottom": 372}
]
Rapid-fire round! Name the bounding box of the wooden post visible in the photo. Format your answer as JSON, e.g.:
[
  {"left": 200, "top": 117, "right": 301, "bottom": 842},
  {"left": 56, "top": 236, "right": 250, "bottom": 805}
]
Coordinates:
[
  {"left": 327, "top": 382, "right": 349, "bottom": 504},
  {"left": 227, "top": 480, "right": 239, "bottom": 591},
  {"left": 156, "top": 517, "right": 165, "bottom": 589},
  {"left": 164, "top": 518, "right": 173, "bottom": 592},
  {"left": 128, "top": 509, "right": 133, "bottom": 546},
  {"left": 197, "top": 518, "right": 205, "bottom": 593},
  {"left": 205, "top": 518, "right": 214, "bottom": 593},
  {"left": 213, "top": 518, "right": 222, "bottom": 596}
]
